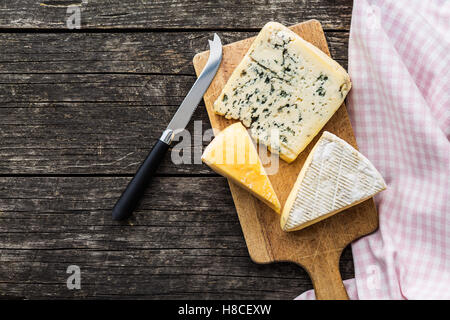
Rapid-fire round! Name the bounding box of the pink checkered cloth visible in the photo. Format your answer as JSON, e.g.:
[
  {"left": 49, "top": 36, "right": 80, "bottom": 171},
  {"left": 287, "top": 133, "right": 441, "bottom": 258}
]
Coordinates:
[{"left": 297, "top": 0, "right": 450, "bottom": 300}]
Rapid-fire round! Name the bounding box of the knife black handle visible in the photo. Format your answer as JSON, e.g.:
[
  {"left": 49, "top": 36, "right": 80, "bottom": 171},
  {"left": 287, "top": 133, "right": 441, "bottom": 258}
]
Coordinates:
[{"left": 112, "top": 139, "right": 170, "bottom": 221}]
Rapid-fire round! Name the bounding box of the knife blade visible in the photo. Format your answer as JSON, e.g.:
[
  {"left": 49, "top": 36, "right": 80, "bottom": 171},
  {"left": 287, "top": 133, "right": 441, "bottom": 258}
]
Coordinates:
[
  {"left": 165, "top": 34, "right": 222, "bottom": 137},
  {"left": 112, "top": 34, "right": 223, "bottom": 221}
]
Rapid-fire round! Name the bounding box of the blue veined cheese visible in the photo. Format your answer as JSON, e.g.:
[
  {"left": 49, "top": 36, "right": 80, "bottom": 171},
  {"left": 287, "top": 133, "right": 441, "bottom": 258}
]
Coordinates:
[
  {"left": 213, "top": 21, "right": 351, "bottom": 163},
  {"left": 214, "top": 56, "right": 296, "bottom": 127},
  {"left": 281, "top": 132, "right": 387, "bottom": 232},
  {"left": 248, "top": 24, "right": 303, "bottom": 85}
]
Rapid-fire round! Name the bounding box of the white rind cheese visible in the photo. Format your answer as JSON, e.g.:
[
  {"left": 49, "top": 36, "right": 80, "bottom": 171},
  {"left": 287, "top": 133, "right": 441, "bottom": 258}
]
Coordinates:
[
  {"left": 281, "top": 131, "right": 386, "bottom": 232},
  {"left": 213, "top": 22, "right": 351, "bottom": 163}
]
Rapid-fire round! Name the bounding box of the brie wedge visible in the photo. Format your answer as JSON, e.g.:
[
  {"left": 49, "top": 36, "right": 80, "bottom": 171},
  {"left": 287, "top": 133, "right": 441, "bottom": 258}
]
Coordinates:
[{"left": 281, "top": 131, "right": 386, "bottom": 232}]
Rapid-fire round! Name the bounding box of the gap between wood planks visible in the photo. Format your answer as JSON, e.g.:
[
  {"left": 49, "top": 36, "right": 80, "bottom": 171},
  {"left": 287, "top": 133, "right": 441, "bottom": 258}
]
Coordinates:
[
  {"left": 0, "top": 27, "right": 350, "bottom": 33},
  {"left": 0, "top": 173, "right": 219, "bottom": 178}
]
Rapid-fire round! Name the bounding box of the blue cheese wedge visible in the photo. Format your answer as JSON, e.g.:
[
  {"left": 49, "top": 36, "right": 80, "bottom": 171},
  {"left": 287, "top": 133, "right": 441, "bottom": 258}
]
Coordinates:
[
  {"left": 281, "top": 131, "right": 386, "bottom": 232},
  {"left": 213, "top": 22, "right": 351, "bottom": 162}
]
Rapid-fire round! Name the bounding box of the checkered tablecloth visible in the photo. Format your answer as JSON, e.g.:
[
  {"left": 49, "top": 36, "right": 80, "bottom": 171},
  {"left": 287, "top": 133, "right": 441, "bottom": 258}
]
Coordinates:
[{"left": 297, "top": 0, "right": 450, "bottom": 300}]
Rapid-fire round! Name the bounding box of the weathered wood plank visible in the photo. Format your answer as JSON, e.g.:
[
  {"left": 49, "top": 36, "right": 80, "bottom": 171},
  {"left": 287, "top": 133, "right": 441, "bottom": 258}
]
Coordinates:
[
  {"left": 0, "top": 74, "right": 214, "bottom": 174},
  {"left": 0, "top": 176, "right": 354, "bottom": 299},
  {"left": 0, "top": 1, "right": 352, "bottom": 30},
  {"left": 0, "top": 31, "right": 348, "bottom": 75},
  {"left": 0, "top": 102, "right": 213, "bottom": 175},
  {"left": 0, "top": 73, "right": 194, "bottom": 104}
]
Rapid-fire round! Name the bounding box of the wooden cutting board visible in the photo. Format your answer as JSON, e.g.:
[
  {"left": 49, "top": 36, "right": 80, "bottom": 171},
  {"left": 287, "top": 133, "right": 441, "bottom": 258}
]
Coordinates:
[{"left": 193, "top": 20, "right": 379, "bottom": 300}]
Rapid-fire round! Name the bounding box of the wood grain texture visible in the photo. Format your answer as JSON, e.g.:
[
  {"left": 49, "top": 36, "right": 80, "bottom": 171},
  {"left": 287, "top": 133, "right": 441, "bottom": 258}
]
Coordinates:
[
  {"left": 0, "top": 1, "right": 352, "bottom": 30},
  {"left": 0, "top": 31, "right": 348, "bottom": 74},
  {"left": 0, "top": 176, "right": 355, "bottom": 299},
  {"left": 0, "top": 0, "right": 355, "bottom": 300},
  {"left": 193, "top": 20, "right": 378, "bottom": 300},
  {"left": 0, "top": 102, "right": 214, "bottom": 175}
]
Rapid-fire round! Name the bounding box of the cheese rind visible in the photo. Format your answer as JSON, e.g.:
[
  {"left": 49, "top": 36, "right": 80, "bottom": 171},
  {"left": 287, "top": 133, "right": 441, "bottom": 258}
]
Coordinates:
[
  {"left": 213, "top": 22, "right": 351, "bottom": 163},
  {"left": 201, "top": 122, "right": 281, "bottom": 213},
  {"left": 281, "top": 131, "right": 386, "bottom": 232}
]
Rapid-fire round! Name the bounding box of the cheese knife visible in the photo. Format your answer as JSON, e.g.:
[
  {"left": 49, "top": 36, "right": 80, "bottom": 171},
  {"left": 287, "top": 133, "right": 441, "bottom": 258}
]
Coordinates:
[{"left": 112, "top": 34, "right": 222, "bottom": 221}]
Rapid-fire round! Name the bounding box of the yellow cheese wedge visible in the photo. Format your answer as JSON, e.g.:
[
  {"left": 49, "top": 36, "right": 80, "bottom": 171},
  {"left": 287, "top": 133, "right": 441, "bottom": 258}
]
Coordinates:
[{"left": 201, "top": 122, "right": 281, "bottom": 213}]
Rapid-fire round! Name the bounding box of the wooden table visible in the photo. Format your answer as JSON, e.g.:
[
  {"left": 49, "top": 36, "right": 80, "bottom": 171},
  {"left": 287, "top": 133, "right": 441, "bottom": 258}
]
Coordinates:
[{"left": 0, "top": 0, "right": 354, "bottom": 299}]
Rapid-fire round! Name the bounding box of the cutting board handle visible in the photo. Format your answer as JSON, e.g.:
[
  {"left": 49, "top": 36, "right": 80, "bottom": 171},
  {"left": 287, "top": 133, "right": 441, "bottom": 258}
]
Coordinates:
[{"left": 302, "top": 251, "right": 349, "bottom": 300}]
